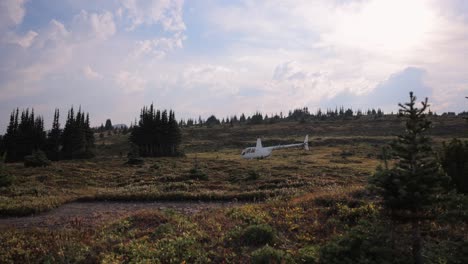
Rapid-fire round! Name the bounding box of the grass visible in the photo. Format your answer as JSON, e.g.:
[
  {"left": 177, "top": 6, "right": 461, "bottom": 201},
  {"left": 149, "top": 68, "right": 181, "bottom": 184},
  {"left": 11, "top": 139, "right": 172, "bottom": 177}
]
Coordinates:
[
  {"left": 0, "top": 142, "right": 379, "bottom": 216},
  {"left": 0, "top": 117, "right": 466, "bottom": 262}
]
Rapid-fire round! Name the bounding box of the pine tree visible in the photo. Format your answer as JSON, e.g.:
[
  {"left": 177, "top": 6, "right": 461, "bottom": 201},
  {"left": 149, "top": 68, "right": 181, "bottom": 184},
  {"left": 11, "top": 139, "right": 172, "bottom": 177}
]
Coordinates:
[
  {"left": 46, "top": 109, "right": 62, "bottom": 161},
  {"left": 4, "top": 108, "right": 46, "bottom": 162},
  {"left": 105, "top": 119, "right": 113, "bottom": 130},
  {"left": 240, "top": 113, "right": 246, "bottom": 123},
  {"left": 61, "top": 106, "right": 95, "bottom": 159},
  {"left": 130, "top": 104, "right": 182, "bottom": 157},
  {"left": 370, "top": 92, "right": 449, "bottom": 264}
]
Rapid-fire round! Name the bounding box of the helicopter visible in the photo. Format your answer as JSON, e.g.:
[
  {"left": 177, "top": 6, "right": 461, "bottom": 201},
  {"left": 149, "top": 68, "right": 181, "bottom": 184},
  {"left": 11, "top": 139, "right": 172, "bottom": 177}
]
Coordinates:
[{"left": 241, "top": 135, "right": 309, "bottom": 159}]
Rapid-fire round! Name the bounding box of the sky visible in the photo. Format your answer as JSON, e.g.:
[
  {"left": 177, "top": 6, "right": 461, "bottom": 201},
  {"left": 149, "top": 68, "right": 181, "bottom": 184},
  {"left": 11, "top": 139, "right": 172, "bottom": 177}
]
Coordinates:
[{"left": 1, "top": 0, "right": 468, "bottom": 132}]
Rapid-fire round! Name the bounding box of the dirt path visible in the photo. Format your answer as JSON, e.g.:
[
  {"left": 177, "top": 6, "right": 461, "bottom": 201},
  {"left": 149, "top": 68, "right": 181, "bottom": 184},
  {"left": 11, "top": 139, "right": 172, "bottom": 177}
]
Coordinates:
[{"left": 0, "top": 201, "right": 245, "bottom": 229}]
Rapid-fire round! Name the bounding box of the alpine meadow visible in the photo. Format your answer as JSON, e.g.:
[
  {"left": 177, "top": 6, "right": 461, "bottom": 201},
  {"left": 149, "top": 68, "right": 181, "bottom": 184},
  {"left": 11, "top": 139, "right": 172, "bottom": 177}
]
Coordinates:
[{"left": 0, "top": 1, "right": 467, "bottom": 263}]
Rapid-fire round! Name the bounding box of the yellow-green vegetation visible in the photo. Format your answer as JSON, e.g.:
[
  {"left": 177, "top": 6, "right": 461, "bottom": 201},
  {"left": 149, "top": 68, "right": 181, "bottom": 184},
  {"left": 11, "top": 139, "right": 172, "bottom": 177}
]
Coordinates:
[
  {"left": 0, "top": 186, "right": 373, "bottom": 263},
  {"left": 2, "top": 185, "right": 464, "bottom": 263},
  {"left": 0, "top": 118, "right": 467, "bottom": 262},
  {"left": 0, "top": 144, "right": 379, "bottom": 216}
]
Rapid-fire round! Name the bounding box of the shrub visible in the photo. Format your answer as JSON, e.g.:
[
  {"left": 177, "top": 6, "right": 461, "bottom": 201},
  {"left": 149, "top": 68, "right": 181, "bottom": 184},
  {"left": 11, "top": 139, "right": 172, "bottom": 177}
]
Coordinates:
[
  {"left": 24, "top": 150, "right": 51, "bottom": 168},
  {"left": 247, "top": 170, "right": 261, "bottom": 181},
  {"left": 126, "top": 157, "right": 144, "bottom": 165},
  {"left": 297, "top": 245, "right": 319, "bottom": 263},
  {"left": 0, "top": 154, "right": 14, "bottom": 187},
  {"left": 251, "top": 245, "right": 293, "bottom": 264},
  {"left": 441, "top": 138, "right": 468, "bottom": 194},
  {"left": 188, "top": 167, "right": 208, "bottom": 181},
  {"left": 150, "top": 163, "right": 160, "bottom": 170},
  {"left": 319, "top": 220, "right": 398, "bottom": 264},
  {"left": 242, "top": 224, "right": 276, "bottom": 246},
  {"left": 126, "top": 144, "right": 144, "bottom": 165}
]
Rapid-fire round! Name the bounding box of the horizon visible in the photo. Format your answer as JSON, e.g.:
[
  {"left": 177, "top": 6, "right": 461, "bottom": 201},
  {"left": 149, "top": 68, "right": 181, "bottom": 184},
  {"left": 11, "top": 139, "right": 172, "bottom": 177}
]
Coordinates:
[{"left": 1, "top": 0, "right": 468, "bottom": 132}]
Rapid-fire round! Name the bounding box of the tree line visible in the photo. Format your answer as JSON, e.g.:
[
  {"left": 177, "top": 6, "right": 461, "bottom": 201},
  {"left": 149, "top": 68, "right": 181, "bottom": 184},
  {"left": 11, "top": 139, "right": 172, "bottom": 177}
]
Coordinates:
[
  {"left": 0, "top": 107, "right": 95, "bottom": 162},
  {"left": 179, "top": 105, "right": 468, "bottom": 128},
  {"left": 179, "top": 106, "right": 390, "bottom": 127},
  {"left": 129, "top": 104, "right": 182, "bottom": 157}
]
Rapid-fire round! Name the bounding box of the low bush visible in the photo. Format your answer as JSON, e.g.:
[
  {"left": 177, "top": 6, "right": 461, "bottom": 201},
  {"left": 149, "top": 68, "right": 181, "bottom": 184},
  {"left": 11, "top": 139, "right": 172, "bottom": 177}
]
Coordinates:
[
  {"left": 319, "top": 220, "right": 398, "bottom": 264},
  {"left": 126, "top": 157, "right": 144, "bottom": 165},
  {"left": 297, "top": 245, "right": 320, "bottom": 263},
  {"left": 24, "top": 150, "right": 51, "bottom": 168},
  {"left": 441, "top": 138, "right": 468, "bottom": 194},
  {"left": 241, "top": 224, "right": 276, "bottom": 246},
  {"left": 0, "top": 154, "right": 14, "bottom": 187},
  {"left": 188, "top": 167, "right": 208, "bottom": 181},
  {"left": 247, "top": 170, "right": 261, "bottom": 180},
  {"left": 251, "top": 245, "right": 293, "bottom": 264}
]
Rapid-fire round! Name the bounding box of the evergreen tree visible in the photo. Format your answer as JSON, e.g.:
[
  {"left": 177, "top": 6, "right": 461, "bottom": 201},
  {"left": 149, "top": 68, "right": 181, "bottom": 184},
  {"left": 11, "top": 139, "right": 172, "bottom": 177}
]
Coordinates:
[
  {"left": 0, "top": 135, "right": 4, "bottom": 156},
  {"left": 441, "top": 139, "right": 468, "bottom": 194},
  {"left": 46, "top": 109, "right": 62, "bottom": 161},
  {"left": 198, "top": 116, "right": 203, "bottom": 126},
  {"left": 130, "top": 104, "right": 182, "bottom": 157},
  {"left": 249, "top": 112, "right": 263, "bottom": 124},
  {"left": 370, "top": 92, "right": 449, "bottom": 264},
  {"left": 240, "top": 113, "right": 246, "bottom": 123},
  {"left": 3, "top": 108, "right": 46, "bottom": 162},
  {"left": 105, "top": 119, "right": 113, "bottom": 130},
  {"left": 205, "top": 115, "right": 220, "bottom": 126},
  {"left": 61, "top": 106, "right": 95, "bottom": 159}
]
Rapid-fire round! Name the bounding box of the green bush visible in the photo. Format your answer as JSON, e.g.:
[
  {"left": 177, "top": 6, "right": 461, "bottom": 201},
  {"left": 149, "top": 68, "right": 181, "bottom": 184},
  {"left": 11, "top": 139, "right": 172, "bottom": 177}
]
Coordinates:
[
  {"left": 126, "top": 144, "right": 144, "bottom": 165},
  {"left": 297, "top": 245, "right": 319, "bottom": 263},
  {"left": 319, "top": 220, "right": 400, "bottom": 264},
  {"left": 24, "top": 150, "right": 51, "bottom": 168},
  {"left": 247, "top": 170, "right": 261, "bottom": 180},
  {"left": 441, "top": 138, "right": 468, "bottom": 194},
  {"left": 188, "top": 167, "right": 208, "bottom": 181},
  {"left": 251, "top": 245, "right": 293, "bottom": 264},
  {"left": 242, "top": 224, "right": 276, "bottom": 246},
  {"left": 126, "top": 157, "right": 144, "bottom": 165},
  {"left": 0, "top": 154, "right": 14, "bottom": 187}
]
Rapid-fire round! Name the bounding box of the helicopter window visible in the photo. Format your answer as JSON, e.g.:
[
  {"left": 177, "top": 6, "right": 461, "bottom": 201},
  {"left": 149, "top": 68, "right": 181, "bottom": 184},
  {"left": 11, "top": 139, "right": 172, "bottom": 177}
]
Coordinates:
[{"left": 241, "top": 151, "right": 246, "bottom": 155}]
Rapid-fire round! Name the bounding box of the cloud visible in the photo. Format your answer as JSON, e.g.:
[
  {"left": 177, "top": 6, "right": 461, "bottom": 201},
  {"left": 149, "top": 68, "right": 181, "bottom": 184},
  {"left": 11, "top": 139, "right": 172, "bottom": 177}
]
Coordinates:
[
  {"left": 115, "top": 71, "right": 147, "bottom": 93},
  {"left": 0, "top": 0, "right": 27, "bottom": 31},
  {"left": 132, "top": 33, "right": 185, "bottom": 58},
  {"left": 83, "top": 65, "right": 103, "bottom": 80},
  {"left": 5, "top": 30, "right": 38, "bottom": 48},
  {"left": 120, "top": 0, "right": 186, "bottom": 32},
  {"left": 2, "top": 0, "right": 468, "bottom": 133},
  {"left": 325, "top": 67, "right": 432, "bottom": 111},
  {"left": 180, "top": 64, "right": 240, "bottom": 95},
  {"left": 0, "top": 0, "right": 37, "bottom": 48},
  {"left": 72, "top": 10, "right": 116, "bottom": 40}
]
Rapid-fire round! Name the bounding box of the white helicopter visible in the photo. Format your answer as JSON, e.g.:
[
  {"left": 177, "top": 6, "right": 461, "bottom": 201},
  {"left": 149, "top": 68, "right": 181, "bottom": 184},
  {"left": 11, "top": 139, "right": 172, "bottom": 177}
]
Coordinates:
[{"left": 241, "top": 135, "right": 309, "bottom": 159}]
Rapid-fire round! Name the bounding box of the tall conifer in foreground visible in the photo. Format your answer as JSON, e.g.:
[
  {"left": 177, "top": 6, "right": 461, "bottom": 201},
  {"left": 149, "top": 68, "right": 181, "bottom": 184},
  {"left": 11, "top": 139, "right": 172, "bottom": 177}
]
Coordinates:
[{"left": 370, "top": 92, "right": 449, "bottom": 264}]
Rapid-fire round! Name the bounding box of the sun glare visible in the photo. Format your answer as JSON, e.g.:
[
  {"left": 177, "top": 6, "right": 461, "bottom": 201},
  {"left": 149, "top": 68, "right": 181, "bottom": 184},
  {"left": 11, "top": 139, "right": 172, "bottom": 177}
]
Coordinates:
[{"left": 332, "top": 0, "right": 436, "bottom": 53}]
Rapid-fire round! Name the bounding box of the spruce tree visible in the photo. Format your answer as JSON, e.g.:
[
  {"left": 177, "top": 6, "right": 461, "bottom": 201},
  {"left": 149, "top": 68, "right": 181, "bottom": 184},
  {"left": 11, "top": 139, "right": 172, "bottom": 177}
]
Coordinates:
[
  {"left": 4, "top": 108, "right": 46, "bottom": 162},
  {"left": 46, "top": 109, "right": 62, "bottom": 161},
  {"left": 370, "top": 92, "right": 449, "bottom": 264},
  {"left": 105, "top": 119, "right": 113, "bottom": 130},
  {"left": 130, "top": 104, "right": 182, "bottom": 157},
  {"left": 61, "top": 106, "right": 95, "bottom": 159}
]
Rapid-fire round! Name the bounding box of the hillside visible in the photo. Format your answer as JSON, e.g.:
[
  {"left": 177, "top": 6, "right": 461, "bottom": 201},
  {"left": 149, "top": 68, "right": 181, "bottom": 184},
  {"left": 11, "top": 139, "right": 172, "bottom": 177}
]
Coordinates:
[{"left": 0, "top": 116, "right": 466, "bottom": 263}]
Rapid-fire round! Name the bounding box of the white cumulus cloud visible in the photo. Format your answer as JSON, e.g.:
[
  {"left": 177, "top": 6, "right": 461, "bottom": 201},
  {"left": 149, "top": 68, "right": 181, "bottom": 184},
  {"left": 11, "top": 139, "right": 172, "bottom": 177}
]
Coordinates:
[{"left": 83, "top": 65, "right": 103, "bottom": 80}]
